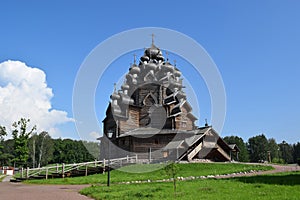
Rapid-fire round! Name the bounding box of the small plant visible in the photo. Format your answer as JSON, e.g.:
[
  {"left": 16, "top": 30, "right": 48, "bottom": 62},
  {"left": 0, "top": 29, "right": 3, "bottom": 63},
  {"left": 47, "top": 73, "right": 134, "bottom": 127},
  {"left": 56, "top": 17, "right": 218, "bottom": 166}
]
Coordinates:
[{"left": 164, "top": 161, "right": 179, "bottom": 197}]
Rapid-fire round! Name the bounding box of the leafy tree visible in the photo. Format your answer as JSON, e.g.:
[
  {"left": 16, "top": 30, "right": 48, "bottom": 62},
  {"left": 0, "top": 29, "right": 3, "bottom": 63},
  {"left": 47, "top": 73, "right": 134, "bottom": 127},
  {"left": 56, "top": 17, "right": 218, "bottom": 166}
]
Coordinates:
[
  {"left": 279, "top": 141, "right": 293, "bottom": 164},
  {"left": 267, "top": 138, "right": 280, "bottom": 163},
  {"left": 28, "top": 133, "right": 38, "bottom": 168},
  {"left": 0, "top": 126, "right": 11, "bottom": 166},
  {"left": 0, "top": 126, "right": 7, "bottom": 152},
  {"left": 50, "top": 139, "right": 95, "bottom": 164},
  {"left": 292, "top": 142, "right": 300, "bottom": 164},
  {"left": 12, "top": 118, "right": 36, "bottom": 167},
  {"left": 248, "top": 134, "right": 268, "bottom": 162},
  {"left": 223, "top": 135, "right": 249, "bottom": 162},
  {"left": 28, "top": 131, "right": 54, "bottom": 167},
  {"left": 82, "top": 141, "right": 100, "bottom": 160},
  {"left": 0, "top": 139, "right": 14, "bottom": 166},
  {"left": 0, "top": 153, "right": 14, "bottom": 166}
]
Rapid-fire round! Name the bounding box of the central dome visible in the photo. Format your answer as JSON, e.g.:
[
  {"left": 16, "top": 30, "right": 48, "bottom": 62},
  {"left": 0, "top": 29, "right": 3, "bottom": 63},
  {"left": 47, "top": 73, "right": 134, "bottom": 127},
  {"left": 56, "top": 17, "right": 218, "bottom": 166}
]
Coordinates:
[{"left": 144, "top": 44, "right": 163, "bottom": 60}]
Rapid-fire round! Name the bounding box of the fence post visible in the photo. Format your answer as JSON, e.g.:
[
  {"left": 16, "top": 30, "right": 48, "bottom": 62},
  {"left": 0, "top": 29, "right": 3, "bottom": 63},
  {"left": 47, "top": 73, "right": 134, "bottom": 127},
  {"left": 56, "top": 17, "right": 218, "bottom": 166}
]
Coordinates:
[
  {"left": 85, "top": 165, "right": 88, "bottom": 176},
  {"left": 56, "top": 163, "right": 58, "bottom": 173},
  {"left": 127, "top": 155, "right": 129, "bottom": 162},
  {"left": 149, "top": 147, "right": 152, "bottom": 163},
  {"left": 46, "top": 167, "right": 48, "bottom": 180},
  {"left": 103, "top": 159, "right": 105, "bottom": 174},
  {"left": 26, "top": 167, "right": 29, "bottom": 179},
  {"left": 62, "top": 163, "right": 65, "bottom": 178},
  {"left": 136, "top": 154, "right": 138, "bottom": 163},
  {"left": 21, "top": 168, "right": 23, "bottom": 178},
  {"left": 95, "top": 159, "right": 97, "bottom": 167}
]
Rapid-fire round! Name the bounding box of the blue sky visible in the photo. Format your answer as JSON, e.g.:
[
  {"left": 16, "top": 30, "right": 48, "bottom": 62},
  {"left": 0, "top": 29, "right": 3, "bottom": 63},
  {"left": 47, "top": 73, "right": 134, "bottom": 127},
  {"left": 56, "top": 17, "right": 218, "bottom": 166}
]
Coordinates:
[{"left": 0, "top": 1, "right": 299, "bottom": 143}]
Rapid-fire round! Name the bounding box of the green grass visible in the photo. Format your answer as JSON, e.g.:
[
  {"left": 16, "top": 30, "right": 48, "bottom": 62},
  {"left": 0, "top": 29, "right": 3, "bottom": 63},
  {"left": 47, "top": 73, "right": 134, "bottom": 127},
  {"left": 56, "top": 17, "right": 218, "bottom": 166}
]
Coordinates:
[
  {"left": 25, "top": 163, "right": 273, "bottom": 185},
  {"left": 0, "top": 175, "right": 6, "bottom": 182},
  {"left": 232, "top": 171, "right": 300, "bottom": 185},
  {"left": 80, "top": 171, "right": 300, "bottom": 200}
]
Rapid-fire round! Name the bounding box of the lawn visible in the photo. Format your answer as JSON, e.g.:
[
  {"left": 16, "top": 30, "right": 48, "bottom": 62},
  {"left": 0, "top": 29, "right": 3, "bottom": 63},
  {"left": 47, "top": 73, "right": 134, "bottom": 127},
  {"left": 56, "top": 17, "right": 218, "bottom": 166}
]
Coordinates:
[
  {"left": 80, "top": 171, "right": 300, "bottom": 200},
  {"left": 0, "top": 175, "right": 6, "bottom": 182},
  {"left": 25, "top": 162, "right": 273, "bottom": 185}
]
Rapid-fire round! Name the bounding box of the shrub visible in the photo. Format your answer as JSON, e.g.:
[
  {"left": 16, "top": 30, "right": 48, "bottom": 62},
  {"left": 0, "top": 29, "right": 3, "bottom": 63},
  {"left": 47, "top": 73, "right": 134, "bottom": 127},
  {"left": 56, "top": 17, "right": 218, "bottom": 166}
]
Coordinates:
[{"left": 272, "top": 158, "right": 285, "bottom": 164}]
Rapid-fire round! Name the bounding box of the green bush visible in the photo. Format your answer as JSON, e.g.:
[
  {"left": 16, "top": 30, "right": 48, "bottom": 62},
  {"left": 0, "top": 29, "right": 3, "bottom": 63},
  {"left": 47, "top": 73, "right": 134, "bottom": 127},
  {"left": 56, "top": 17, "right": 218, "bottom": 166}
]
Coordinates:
[{"left": 272, "top": 158, "right": 285, "bottom": 164}]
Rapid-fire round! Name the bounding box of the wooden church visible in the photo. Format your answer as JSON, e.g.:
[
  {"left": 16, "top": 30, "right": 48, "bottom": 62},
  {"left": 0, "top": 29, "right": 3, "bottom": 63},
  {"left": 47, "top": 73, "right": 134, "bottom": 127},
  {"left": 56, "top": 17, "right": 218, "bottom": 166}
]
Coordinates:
[{"left": 99, "top": 40, "right": 239, "bottom": 162}]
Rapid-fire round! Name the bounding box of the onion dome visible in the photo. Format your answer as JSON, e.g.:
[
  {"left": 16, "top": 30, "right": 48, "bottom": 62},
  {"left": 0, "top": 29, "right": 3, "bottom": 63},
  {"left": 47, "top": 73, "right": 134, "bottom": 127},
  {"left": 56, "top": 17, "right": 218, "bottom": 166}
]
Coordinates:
[
  {"left": 144, "top": 44, "right": 162, "bottom": 59},
  {"left": 161, "top": 62, "right": 174, "bottom": 72},
  {"left": 156, "top": 55, "right": 165, "bottom": 62},
  {"left": 145, "top": 62, "right": 157, "bottom": 71},
  {"left": 121, "top": 83, "right": 130, "bottom": 91},
  {"left": 129, "top": 65, "right": 140, "bottom": 74},
  {"left": 141, "top": 55, "right": 150, "bottom": 62},
  {"left": 126, "top": 73, "right": 132, "bottom": 80},
  {"left": 110, "top": 91, "right": 120, "bottom": 100},
  {"left": 174, "top": 69, "right": 181, "bottom": 77}
]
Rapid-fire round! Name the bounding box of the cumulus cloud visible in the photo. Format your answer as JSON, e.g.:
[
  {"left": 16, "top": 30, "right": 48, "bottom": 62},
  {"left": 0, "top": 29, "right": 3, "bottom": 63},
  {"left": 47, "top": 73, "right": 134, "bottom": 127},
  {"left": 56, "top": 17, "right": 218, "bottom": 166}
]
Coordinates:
[
  {"left": 0, "top": 60, "right": 73, "bottom": 138},
  {"left": 88, "top": 131, "right": 101, "bottom": 140}
]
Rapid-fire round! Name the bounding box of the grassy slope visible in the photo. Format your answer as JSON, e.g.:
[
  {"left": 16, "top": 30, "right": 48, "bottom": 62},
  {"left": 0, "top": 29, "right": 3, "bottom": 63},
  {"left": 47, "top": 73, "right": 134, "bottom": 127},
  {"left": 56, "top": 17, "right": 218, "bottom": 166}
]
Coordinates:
[
  {"left": 0, "top": 175, "right": 6, "bottom": 182},
  {"left": 25, "top": 163, "right": 273, "bottom": 185},
  {"left": 80, "top": 171, "right": 300, "bottom": 200}
]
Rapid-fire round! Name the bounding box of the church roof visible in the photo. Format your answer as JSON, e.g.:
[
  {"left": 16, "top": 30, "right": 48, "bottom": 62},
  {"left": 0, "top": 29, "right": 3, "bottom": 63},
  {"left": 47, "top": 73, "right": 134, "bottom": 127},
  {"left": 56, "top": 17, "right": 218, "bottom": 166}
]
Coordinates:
[
  {"left": 119, "top": 127, "right": 193, "bottom": 137},
  {"left": 163, "top": 140, "right": 184, "bottom": 150},
  {"left": 184, "top": 134, "right": 205, "bottom": 147}
]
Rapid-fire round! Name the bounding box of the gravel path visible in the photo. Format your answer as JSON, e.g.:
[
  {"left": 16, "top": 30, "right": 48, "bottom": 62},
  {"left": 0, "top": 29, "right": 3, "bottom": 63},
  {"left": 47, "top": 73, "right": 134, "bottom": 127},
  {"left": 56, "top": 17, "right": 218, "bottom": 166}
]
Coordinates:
[{"left": 0, "top": 182, "right": 92, "bottom": 200}]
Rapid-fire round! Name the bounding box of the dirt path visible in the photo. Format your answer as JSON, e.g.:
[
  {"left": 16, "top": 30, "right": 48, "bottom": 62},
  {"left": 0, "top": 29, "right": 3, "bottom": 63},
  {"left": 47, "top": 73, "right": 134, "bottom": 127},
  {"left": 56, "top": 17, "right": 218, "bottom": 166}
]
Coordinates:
[
  {"left": 0, "top": 182, "right": 92, "bottom": 200},
  {"left": 212, "top": 164, "right": 299, "bottom": 179}
]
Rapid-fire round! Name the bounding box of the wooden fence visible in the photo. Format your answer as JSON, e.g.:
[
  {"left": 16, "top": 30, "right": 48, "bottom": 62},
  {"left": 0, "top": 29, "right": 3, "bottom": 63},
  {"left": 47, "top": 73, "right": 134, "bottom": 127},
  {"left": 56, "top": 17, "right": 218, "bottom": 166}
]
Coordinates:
[{"left": 20, "top": 155, "right": 138, "bottom": 179}]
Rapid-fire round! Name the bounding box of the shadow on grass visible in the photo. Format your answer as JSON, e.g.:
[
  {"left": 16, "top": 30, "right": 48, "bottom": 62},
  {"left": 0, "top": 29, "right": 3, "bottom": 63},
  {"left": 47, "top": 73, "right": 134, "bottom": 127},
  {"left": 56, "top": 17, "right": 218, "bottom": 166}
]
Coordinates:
[{"left": 232, "top": 173, "right": 300, "bottom": 186}]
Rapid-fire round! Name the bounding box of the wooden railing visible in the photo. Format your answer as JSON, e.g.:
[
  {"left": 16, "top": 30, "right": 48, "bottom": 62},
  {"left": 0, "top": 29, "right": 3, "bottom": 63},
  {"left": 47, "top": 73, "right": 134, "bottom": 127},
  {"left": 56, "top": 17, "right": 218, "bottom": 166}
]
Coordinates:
[{"left": 20, "top": 155, "right": 138, "bottom": 179}]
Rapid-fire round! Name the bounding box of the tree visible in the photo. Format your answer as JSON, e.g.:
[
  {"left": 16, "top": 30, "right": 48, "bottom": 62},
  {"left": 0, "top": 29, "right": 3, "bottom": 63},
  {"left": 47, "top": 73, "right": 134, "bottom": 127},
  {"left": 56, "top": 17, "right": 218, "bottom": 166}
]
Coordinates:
[
  {"left": 279, "top": 141, "right": 293, "bottom": 164},
  {"left": 50, "top": 139, "right": 95, "bottom": 164},
  {"left": 223, "top": 135, "right": 249, "bottom": 162},
  {"left": 36, "top": 131, "right": 53, "bottom": 167},
  {"left": 0, "top": 126, "right": 11, "bottom": 166},
  {"left": 0, "top": 126, "right": 7, "bottom": 152},
  {"left": 248, "top": 134, "right": 268, "bottom": 162},
  {"left": 82, "top": 141, "right": 100, "bottom": 160},
  {"left": 292, "top": 142, "right": 300, "bottom": 164},
  {"left": 12, "top": 118, "right": 36, "bottom": 167},
  {"left": 267, "top": 138, "right": 280, "bottom": 163},
  {"left": 0, "top": 139, "right": 14, "bottom": 166},
  {"left": 28, "top": 131, "right": 54, "bottom": 168}
]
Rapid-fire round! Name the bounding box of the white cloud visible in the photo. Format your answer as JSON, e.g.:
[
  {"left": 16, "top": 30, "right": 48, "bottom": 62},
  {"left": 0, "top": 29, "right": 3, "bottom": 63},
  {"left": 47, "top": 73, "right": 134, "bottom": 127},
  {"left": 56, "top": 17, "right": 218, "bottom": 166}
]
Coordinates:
[
  {"left": 88, "top": 131, "right": 101, "bottom": 140},
  {"left": 0, "top": 60, "right": 73, "bottom": 138}
]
